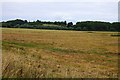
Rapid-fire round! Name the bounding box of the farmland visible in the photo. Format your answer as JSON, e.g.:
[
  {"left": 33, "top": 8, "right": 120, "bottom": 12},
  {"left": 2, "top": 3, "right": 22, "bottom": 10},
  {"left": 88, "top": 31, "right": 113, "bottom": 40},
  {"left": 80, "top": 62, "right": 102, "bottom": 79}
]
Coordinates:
[{"left": 2, "top": 28, "right": 119, "bottom": 78}]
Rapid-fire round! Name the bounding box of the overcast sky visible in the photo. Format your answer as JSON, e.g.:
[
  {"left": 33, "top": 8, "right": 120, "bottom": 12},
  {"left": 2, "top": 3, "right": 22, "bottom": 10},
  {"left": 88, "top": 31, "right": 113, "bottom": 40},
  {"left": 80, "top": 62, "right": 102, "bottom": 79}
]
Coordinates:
[{"left": 1, "top": 0, "right": 119, "bottom": 23}]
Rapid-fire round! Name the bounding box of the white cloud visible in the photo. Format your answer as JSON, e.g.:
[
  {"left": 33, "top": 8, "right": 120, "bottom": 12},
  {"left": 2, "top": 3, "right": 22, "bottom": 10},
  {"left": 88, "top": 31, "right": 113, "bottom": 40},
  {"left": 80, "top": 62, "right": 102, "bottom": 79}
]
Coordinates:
[
  {"left": 1, "top": 2, "right": 118, "bottom": 22},
  {"left": 0, "top": 0, "right": 119, "bottom": 2}
]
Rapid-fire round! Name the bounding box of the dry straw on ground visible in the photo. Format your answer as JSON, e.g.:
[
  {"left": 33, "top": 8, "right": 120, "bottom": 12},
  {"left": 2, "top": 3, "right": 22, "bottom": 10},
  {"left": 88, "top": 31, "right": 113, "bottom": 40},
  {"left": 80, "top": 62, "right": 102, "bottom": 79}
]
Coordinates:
[{"left": 2, "top": 28, "right": 119, "bottom": 78}]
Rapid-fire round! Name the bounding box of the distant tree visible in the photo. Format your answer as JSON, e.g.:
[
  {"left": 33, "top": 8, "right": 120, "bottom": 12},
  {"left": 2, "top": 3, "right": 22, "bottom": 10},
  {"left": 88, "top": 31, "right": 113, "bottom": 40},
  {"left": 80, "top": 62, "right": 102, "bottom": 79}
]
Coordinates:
[
  {"left": 2, "top": 19, "right": 119, "bottom": 31},
  {"left": 75, "top": 21, "right": 111, "bottom": 31},
  {"left": 36, "top": 20, "right": 40, "bottom": 23},
  {"left": 67, "top": 22, "right": 73, "bottom": 27},
  {"left": 24, "top": 20, "right": 28, "bottom": 23},
  {"left": 64, "top": 21, "right": 67, "bottom": 26},
  {"left": 111, "top": 22, "right": 120, "bottom": 31}
]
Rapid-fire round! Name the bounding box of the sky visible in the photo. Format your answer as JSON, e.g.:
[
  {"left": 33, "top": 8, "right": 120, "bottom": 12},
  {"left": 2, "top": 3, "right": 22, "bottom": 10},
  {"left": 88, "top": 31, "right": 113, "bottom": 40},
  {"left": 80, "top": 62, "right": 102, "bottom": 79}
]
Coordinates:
[
  {"left": 0, "top": 0, "right": 119, "bottom": 23},
  {"left": 118, "top": 1, "right": 120, "bottom": 22}
]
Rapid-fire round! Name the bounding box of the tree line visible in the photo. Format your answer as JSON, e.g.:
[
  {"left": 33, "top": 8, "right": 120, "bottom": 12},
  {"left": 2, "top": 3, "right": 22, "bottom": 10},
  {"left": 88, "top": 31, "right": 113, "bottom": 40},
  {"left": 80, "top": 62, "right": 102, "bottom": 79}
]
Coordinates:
[{"left": 1, "top": 19, "right": 120, "bottom": 31}]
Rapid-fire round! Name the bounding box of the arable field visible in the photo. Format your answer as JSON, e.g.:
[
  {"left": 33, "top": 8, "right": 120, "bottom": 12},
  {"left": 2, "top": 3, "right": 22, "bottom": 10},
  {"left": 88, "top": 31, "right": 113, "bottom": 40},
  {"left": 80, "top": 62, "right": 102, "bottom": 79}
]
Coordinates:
[{"left": 2, "top": 28, "right": 119, "bottom": 78}]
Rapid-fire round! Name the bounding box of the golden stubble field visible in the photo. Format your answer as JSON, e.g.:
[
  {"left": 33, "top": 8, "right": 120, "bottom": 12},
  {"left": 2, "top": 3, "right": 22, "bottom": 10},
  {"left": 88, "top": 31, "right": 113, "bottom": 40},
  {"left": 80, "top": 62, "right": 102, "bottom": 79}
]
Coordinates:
[{"left": 2, "top": 28, "right": 119, "bottom": 78}]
